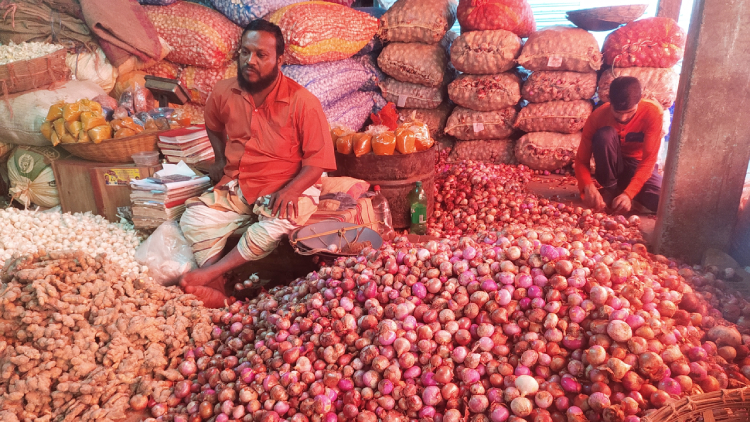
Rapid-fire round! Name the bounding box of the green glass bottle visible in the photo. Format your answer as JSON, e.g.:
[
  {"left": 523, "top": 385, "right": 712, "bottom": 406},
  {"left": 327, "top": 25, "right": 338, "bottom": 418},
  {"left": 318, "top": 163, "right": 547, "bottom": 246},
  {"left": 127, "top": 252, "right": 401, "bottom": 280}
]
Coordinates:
[{"left": 409, "top": 181, "right": 427, "bottom": 235}]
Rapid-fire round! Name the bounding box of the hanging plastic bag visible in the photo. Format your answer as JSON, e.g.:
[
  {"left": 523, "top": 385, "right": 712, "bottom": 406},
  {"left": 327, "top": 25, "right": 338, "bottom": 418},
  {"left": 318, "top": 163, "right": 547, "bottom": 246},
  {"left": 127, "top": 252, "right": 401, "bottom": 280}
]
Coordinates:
[{"left": 134, "top": 221, "right": 198, "bottom": 286}]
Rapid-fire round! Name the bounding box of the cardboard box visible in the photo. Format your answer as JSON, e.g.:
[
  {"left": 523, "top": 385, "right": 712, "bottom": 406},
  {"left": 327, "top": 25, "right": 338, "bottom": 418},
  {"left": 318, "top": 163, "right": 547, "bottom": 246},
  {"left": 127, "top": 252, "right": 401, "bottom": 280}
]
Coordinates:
[{"left": 51, "top": 158, "right": 161, "bottom": 222}]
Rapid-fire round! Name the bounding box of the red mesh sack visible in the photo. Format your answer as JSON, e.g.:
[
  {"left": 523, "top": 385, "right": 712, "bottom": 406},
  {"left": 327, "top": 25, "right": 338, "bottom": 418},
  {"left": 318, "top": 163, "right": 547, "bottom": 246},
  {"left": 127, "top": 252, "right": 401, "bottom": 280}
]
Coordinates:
[
  {"left": 602, "top": 17, "right": 686, "bottom": 68},
  {"left": 181, "top": 62, "right": 238, "bottom": 105},
  {"left": 457, "top": 0, "right": 536, "bottom": 38},
  {"left": 144, "top": 2, "right": 242, "bottom": 68}
]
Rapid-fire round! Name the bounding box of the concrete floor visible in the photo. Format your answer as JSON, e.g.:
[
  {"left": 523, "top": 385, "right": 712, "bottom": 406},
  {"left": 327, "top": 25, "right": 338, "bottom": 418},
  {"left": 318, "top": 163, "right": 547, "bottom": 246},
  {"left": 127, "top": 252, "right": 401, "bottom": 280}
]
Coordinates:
[{"left": 526, "top": 175, "right": 657, "bottom": 246}]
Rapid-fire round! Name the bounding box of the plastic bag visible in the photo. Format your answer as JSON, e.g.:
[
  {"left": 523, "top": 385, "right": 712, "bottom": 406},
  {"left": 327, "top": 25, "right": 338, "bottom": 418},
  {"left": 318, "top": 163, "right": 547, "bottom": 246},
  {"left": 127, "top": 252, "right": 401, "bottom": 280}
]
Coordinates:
[
  {"left": 46, "top": 102, "right": 64, "bottom": 121},
  {"left": 88, "top": 125, "right": 113, "bottom": 144},
  {"left": 119, "top": 90, "right": 135, "bottom": 115},
  {"left": 336, "top": 133, "right": 354, "bottom": 154},
  {"left": 135, "top": 221, "right": 198, "bottom": 286},
  {"left": 62, "top": 102, "right": 85, "bottom": 122},
  {"left": 78, "top": 130, "right": 91, "bottom": 143},
  {"left": 370, "top": 102, "right": 399, "bottom": 131},
  {"left": 40, "top": 122, "right": 53, "bottom": 140},
  {"left": 353, "top": 133, "right": 372, "bottom": 157},
  {"left": 53, "top": 118, "right": 66, "bottom": 138},
  {"left": 115, "top": 128, "right": 137, "bottom": 138},
  {"left": 80, "top": 112, "right": 107, "bottom": 132},
  {"left": 93, "top": 94, "right": 119, "bottom": 120},
  {"left": 65, "top": 120, "right": 82, "bottom": 135},
  {"left": 373, "top": 131, "right": 396, "bottom": 155},
  {"left": 395, "top": 126, "right": 416, "bottom": 155}
]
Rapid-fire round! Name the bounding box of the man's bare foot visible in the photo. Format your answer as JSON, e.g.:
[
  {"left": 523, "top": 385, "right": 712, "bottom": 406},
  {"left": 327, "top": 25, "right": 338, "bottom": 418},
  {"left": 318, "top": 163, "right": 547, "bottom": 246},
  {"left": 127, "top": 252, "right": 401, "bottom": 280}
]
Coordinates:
[
  {"left": 179, "top": 266, "right": 220, "bottom": 288},
  {"left": 184, "top": 284, "right": 236, "bottom": 308}
]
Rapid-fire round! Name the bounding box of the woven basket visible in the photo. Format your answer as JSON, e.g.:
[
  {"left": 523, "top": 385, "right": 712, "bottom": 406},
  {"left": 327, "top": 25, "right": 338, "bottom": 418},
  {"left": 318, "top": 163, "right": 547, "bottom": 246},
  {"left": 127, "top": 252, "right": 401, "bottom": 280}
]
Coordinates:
[
  {"left": 60, "top": 131, "right": 161, "bottom": 163},
  {"left": 642, "top": 387, "right": 750, "bottom": 422},
  {"left": 567, "top": 4, "right": 648, "bottom": 31},
  {"left": 0, "top": 48, "right": 70, "bottom": 96}
]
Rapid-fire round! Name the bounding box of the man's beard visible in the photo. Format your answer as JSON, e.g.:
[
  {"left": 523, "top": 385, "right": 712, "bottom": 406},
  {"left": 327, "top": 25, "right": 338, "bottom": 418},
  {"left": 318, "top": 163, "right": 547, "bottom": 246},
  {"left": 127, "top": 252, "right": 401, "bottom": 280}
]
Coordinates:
[{"left": 237, "top": 62, "right": 280, "bottom": 94}]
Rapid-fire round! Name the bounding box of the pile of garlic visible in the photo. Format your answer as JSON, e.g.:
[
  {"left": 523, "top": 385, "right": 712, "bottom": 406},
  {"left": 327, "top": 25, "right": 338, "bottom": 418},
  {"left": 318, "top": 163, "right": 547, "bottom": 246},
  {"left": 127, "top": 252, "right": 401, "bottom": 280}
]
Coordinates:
[
  {"left": 0, "top": 42, "right": 65, "bottom": 66},
  {"left": 0, "top": 250, "right": 213, "bottom": 422},
  {"left": 0, "top": 208, "right": 144, "bottom": 278}
]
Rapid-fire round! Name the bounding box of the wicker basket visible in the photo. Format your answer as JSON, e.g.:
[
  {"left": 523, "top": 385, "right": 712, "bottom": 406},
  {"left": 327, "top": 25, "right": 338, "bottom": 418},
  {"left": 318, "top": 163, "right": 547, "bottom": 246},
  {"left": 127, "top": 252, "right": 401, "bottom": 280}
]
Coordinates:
[
  {"left": 60, "top": 131, "right": 162, "bottom": 163},
  {"left": 0, "top": 49, "right": 70, "bottom": 95},
  {"left": 642, "top": 387, "right": 750, "bottom": 422},
  {"left": 566, "top": 4, "right": 648, "bottom": 31}
]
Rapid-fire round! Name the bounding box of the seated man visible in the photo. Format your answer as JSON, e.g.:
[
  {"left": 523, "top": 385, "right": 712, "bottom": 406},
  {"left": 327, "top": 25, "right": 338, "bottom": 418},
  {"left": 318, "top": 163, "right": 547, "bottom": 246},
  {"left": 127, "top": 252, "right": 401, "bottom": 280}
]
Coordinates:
[
  {"left": 575, "top": 76, "right": 664, "bottom": 214},
  {"left": 178, "top": 19, "right": 336, "bottom": 307}
]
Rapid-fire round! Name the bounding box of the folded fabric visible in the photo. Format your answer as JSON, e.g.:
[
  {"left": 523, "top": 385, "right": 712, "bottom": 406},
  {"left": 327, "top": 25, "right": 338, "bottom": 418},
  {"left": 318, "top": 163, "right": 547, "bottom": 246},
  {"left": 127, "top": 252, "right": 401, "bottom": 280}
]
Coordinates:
[
  {"left": 318, "top": 177, "right": 370, "bottom": 211},
  {"left": 79, "top": 0, "right": 162, "bottom": 67}
]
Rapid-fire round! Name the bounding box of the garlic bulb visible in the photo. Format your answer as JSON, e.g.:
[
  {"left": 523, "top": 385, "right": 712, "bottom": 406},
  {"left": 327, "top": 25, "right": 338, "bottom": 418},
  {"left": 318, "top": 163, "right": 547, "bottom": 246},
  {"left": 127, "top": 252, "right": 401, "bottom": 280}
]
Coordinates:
[
  {"left": 0, "top": 208, "right": 144, "bottom": 277},
  {"left": 0, "top": 42, "right": 65, "bottom": 65}
]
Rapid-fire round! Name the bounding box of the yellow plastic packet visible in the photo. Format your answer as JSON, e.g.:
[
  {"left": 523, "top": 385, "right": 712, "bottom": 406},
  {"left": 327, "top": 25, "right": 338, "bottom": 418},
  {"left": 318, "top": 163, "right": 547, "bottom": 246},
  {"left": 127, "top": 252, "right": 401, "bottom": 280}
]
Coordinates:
[
  {"left": 88, "top": 125, "right": 113, "bottom": 144},
  {"left": 78, "top": 129, "right": 91, "bottom": 143},
  {"left": 46, "top": 102, "right": 64, "bottom": 121},
  {"left": 395, "top": 126, "right": 417, "bottom": 155},
  {"left": 115, "top": 128, "right": 137, "bottom": 138},
  {"left": 60, "top": 133, "right": 77, "bottom": 144},
  {"left": 40, "top": 121, "right": 53, "bottom": 141},
  {"left": 331, "top": 126, "right": 351, "bottom": 146},
  {"left": 80, "top": 99, "right": 103, "bottom": 115},
  {"left": 336, "top": 133, "right": 354, "bottom": 155},
  {"left": 53, "top": 118, "right": 66, "bottom": 138},
  {"left": 353, "top": 133, "right": 373, "bottom": 157},
  {"left": 50, "top": 132, "right": 60, "bottom": 146},
  {"left": 65, "top": 120, "right": 82, "bottom": 136},
  {"left": 63, "top": 101, "right": 85, "bottom": 122},
  {"left": 372, "top": 131, "right": 396, "bottom": 156},
  {"left": 80, "top": 112, "right": 108, "bottom": 132}
]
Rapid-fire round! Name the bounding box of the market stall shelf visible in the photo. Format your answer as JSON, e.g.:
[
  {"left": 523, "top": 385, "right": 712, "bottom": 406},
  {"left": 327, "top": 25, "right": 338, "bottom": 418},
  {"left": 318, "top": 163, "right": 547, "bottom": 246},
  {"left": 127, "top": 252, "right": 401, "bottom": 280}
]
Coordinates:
[{"left": 51, "top": 157, "right": 162, "bottom": 222}]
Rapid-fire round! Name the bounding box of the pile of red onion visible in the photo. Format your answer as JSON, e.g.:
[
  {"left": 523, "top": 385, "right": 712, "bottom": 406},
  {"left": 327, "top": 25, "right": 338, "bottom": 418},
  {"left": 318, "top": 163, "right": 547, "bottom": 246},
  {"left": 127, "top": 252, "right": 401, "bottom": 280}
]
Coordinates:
[
  {"left": 146, "top": 224, "right": 750, "bottom": 422},
  {"left": 427, "top": 160, "right": 643, "bottom": 244}
]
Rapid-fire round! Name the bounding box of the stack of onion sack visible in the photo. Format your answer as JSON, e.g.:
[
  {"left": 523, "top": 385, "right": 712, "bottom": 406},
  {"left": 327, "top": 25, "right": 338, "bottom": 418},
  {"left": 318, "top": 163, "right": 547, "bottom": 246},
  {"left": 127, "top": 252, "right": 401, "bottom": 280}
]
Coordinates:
[
  {"left": 445, "top": 28, "right": 525, "bottom": 165},
  {"left": 514, "top": 26, "right": 601, "bottom": 173},
  {"left": 152, "top": 228, "right": 750, "bottom": 422},
  {"left": 269, "top": 2, "right": 380, "bottom": 131},
  {"left": 141, "top": 1, "right": 243, "bottom": 121},
  {"left": 377, "top": 0, "right": 458, "bottom": 138}
]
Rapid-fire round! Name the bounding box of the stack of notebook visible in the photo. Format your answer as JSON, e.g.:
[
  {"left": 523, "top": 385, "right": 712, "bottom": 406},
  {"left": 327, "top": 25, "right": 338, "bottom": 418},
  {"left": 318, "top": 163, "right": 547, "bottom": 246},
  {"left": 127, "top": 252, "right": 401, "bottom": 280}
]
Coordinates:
[
  {"left": 157, "top": 124, "right": 215, "bottom": 165},
  {"left": 130, "top": 167, "right": 212, "bottom": 229}
]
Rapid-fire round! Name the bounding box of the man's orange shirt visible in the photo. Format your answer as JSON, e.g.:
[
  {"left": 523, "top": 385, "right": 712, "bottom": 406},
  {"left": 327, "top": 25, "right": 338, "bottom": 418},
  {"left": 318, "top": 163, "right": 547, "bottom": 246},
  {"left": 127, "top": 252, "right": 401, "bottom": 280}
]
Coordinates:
[
  {"left": 204, "top": 75, "right": 337, "bottom": 205},
  {"left": 575, "top": 99, "right": 663, "bottom": 199}
]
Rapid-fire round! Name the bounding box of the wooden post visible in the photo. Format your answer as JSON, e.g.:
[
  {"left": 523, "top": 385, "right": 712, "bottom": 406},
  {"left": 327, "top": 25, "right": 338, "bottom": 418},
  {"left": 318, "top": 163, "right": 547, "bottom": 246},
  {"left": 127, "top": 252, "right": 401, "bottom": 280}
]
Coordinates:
[{"left": 657, "top": 0, "right": 683, "bottom": 21}]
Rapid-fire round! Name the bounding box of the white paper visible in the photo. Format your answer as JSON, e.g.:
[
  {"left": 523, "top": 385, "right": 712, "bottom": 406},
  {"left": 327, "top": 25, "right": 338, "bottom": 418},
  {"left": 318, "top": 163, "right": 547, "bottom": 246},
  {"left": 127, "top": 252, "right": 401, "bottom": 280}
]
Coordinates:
[
  {"left": 397, "top": 95, "right": 407, "bottom": 108},
  {"left": 547, "top": 56, "right": 563, "bottom": 68},
  {"left": 155, "top": 161, "right": 197, "bottom": 178},
  {"left": 473, "top": 122, "right": 485, "bottom": 133}
]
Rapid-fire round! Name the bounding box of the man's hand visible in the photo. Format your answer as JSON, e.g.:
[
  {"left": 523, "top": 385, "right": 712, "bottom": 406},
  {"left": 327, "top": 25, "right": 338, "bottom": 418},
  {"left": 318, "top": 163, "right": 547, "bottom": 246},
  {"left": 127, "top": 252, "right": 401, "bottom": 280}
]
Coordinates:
[
  {"left": 208, "top": 160, "right": 226, "bottom": 184},
  {"left": 611, "top": 193, "right": 632, "bottom": 214},
  {"left": 582, "top": 184, "right": 606, "bottom": 211},
  {"left": 268, "top": 187, "right": 302, "bottom": 220}
]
